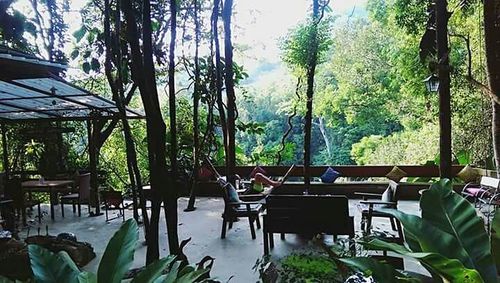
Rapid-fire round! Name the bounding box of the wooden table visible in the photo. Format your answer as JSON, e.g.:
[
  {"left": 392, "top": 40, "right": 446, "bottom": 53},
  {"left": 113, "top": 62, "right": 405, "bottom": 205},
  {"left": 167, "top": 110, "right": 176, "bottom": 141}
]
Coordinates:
[{"left": 22, "top": 180, "right": 74, "bottom": 221}]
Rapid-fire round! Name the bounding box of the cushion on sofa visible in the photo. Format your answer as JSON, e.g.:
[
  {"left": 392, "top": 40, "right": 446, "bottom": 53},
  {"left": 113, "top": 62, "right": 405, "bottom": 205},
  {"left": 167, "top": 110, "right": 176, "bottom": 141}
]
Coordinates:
[
  {"left": 320, "top": 167, "right": 340, "bottom": 183},
  {"left": 456, "top": 165, "right": 479, "bottom": 183},
  {"left": 385, "top": 166, "right": 407, "bottom": 182}
]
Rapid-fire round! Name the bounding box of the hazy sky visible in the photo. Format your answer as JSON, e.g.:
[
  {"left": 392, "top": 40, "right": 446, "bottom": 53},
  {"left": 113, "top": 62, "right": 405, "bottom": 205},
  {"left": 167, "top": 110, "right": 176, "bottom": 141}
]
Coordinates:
[{"left": 13, "top": 0, "right": 366, "bottom": 76}]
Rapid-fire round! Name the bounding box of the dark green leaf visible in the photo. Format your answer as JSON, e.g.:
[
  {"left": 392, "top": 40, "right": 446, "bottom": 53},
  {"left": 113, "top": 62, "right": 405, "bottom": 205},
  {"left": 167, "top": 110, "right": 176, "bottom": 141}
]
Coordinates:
[
  {"left": 73, "top": 27, "right": 87, "bottom": 43},
  {"left": 97, "top": 219, "right": 139, "bottom": 283},
  {"left": 363, "top": 239, "right": 484, "bottom": 282},
  {"left": 70, "top": 49, "right": 79, "bottom": 60},
  {"left": 339, "top": 257, "right": 414, "bottom": 283},
  {"left": 420, "top": 179, "right": 497, "bottom": 282},
  {"left": 491, "top": 210, "right": 500, "bottom": 274},
  {"left": 90, "top": 58, "right": 100, "bottom": 72},
  {"left": 82, "top": 62, "right": 90, "bottom": 74},
  {"left": 28, "top": 245, "right": 81, "bottom": 283},
  {"left": 131, "top": 256, "right": 176, "bottom": 283}
]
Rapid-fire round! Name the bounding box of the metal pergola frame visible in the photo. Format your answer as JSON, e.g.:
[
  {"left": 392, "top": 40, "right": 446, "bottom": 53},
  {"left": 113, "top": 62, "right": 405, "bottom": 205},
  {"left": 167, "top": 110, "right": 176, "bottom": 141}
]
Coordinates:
[{"left": 0, "top": 46, "right": 144, "bottom": 217}]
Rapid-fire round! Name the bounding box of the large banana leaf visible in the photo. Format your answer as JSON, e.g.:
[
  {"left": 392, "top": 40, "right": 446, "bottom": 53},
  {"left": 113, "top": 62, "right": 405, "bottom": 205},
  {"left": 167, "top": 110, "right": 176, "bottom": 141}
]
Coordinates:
[
  {"left": 420, "top": 179, "right": 497, "bottom": 282},
  {"left": 97, "top": 219, "right": 139, "bottom": 283},
  {"left": 131, "top": 256, "right": 176, "bottom": 283},
  {"left": 0, "top": 276, "right": 13, "bottom": 283},
  {"left": 176, "top": 268, "right": 210, "bottom": 283},
  {"left": 362, "top": 239, "right": 484, "bottom": 282},
  {"left": 492, "top": 209, "right": 500, "bottom": 274},
  {"left": 28, "top": 245, "right": 81, "bottom": 283},
  {"left": 338, "top": 257, "right": 417, "bottom": 283},
  {"left": 380, "top": 209, "right": 473, "bottom": 266}
]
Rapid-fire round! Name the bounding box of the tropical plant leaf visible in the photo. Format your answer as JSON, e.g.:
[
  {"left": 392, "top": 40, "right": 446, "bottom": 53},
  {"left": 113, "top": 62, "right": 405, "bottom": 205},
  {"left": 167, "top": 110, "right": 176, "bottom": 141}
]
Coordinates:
[
  {"left": 491, "top": 209, "right": 500, "bottom": 273},
  {"left": 163, "top": 261, "right": 182, "bottom": 283},
  {"left": 97, "top": 219, "right": 139, "bottom": 283},
  {"left": 380, "top": 208, "right": 473, "bottom": 266},
  {"left": 76, "top": 272, "right": 97, "bottom": 283},
  {"left": 152, "top": 275, "right": 167, "bottom": 283},
  {"left": 58, "top": 250, "right": 80, "bottom": 272},
  {"left": 131, "top": 256, "right": 177, "bottom": 283},
  {"left": 28, "top": 245, "right": 81, "bottom": 283},
  {"left": 338, "top": 257, "right": 415, "bottom": 283},
  {"left": 420, "top": 179, "right": 497, "bottom": 282},
  {"left": 176, "top": 268, "right": 209, "bottom": 283},
  {"left": 0, "top": 275, "right": 14, "bottom": 283},
  {"left": 362, "top": 239, "right": 484, "bottom": 282}
]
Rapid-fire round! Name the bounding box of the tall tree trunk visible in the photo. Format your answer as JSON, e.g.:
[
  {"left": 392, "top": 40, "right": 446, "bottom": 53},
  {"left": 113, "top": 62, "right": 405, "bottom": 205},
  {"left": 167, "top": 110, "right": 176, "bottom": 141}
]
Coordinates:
[
  {"left": 186, "top": 0, "right": 201, "bottom": 211},
  {"left": 103, "top": 0, "right": 149, "bottom": 239},
  {"left": 222, "top": 0, "right": 236, "bottom": 181},
  {"left": 484, "top": 0, "right": 500, "bottom": 173},
  {"left": 212, "top": 0, "right": 229, "bottom": 171},
  {"left": 303, "top": 0, "right": 320, "bottom": 191},
  {"left": 165, "top": 0, "right": 181, "bottom": 256},
  {"left": 436, "top": 0, "right": 452, "bottom": 179},
  {"left": 122, "top": 0, "right": 179, "bottom": 262}
]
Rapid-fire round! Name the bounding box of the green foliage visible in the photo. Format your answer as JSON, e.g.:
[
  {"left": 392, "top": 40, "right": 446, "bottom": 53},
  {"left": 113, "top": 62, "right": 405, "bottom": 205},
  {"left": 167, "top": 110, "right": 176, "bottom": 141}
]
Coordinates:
[
  {"left": 19, "top": 219, "right": 212, "bottom": 283},
  {"left": 97, "top": 219, "right": 139, "bottom": 283},
  {"left": 339, "top": 257, "right": 415, "bottom": 282},
  {"left": 280, "top": 17, "right": 334, "bottom": 72},
  {"left": 339, "top": 179, "right": 498, "bottom": 282},
  {"left": 351, "top": 124, "right": 440, "bottom": 165},
  {"left": 492, "top": 210, "right": 500, "bottom": 272},
  {"left": 280, "top": 254, "right": 342, "bottom": 282}
]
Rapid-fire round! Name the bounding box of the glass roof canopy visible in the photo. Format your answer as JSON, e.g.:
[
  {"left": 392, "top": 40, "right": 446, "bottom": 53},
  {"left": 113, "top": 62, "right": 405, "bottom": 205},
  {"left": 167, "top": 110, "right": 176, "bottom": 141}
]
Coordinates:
[{"left": 0, "top": 47, "right": 143, "bottom": 122}]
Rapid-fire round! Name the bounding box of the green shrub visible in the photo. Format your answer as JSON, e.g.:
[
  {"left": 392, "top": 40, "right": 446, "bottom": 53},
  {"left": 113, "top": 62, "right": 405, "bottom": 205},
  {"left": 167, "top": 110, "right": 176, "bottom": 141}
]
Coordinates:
[{"left": 280, "top": 254, "right": 342, "bottom": 282}]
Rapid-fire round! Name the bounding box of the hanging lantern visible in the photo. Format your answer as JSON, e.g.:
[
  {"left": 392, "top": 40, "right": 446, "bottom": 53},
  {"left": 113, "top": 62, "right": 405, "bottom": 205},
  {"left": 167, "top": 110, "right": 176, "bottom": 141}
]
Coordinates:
[{"left": 424, "top": 74, "right": 440, "bottom": 92}]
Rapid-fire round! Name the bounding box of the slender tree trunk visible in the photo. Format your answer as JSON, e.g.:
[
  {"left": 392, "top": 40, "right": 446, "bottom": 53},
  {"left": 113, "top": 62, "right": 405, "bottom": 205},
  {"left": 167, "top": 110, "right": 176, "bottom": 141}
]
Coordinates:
[
  {"left": 304, "top": 0, "right": 320, "bottom": 191},
  {"left": 436, "top": 0, "right": 452, "bottom": 179},
  {"left": 103, "top": 0, "right": 149, "bottom": 238},
  {"left": 212, "top": 0, "right": 229, "bottom": 171},
  {"left": 122, "top": 0, "right": 179, "bottom": 262},
  {"left": 484, "top": 0, "right": 500, "bottom": 173},
  {"left": 164, "top": 0, "right": 180, "bottom": 256},
  {"left": 222, "top": 0, "right": 236, "bottom": 181},
  {"left": 186, "top": 0, "right": 201, "bottom": 211}
]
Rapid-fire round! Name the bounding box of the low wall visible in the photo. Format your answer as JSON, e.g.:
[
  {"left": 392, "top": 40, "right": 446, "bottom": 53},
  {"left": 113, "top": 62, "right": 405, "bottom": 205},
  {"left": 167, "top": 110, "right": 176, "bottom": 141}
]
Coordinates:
[{"left": 197, "top": 165, "right": 467, "bottom": 200}]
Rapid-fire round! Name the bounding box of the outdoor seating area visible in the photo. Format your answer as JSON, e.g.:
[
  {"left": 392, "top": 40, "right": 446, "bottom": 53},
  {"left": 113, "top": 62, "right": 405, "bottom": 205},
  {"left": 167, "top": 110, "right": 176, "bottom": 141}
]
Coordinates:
[{"left": 1, "top": 0, "right": 500, "bottom": 281}]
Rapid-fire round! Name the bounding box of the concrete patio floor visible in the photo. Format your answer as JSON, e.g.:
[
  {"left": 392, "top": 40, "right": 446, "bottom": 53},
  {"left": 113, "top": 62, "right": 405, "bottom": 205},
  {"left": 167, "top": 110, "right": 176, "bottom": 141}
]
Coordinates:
[{"left": 19, "top": 197, "right": 423, "bottom": 282}]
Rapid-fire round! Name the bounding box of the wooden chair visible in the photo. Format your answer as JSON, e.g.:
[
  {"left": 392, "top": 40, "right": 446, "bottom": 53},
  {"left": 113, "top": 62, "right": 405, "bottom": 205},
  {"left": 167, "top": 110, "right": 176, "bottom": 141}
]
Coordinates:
[
  {"left": 101, "top": 190, "right": 125, "bottom": 222},
  {"left": 217, "top": 177, "right": 264, "bottom": 239},
  {"left": 5, "top": 177, "right": 42, "bottom": 224},
  {"left": 0, "top": 198, "right": 15, "bottom": 231},
  {"left": 60, "top": 173, "right": 91, "bottom": 217},
  {"left": 263, "top": 195, "right": 355, "bottom": 255},
  {"left": 356, "top": 180, "right": 403, "bottom": 243}
]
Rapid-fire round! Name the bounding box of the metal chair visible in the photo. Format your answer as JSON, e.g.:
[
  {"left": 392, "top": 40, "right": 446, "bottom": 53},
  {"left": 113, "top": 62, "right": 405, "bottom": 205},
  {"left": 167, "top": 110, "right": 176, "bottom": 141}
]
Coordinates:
[
  {"left": 101, "top": 190, "right": 125, "bottom": 222},
  {"left": 217, "top": 177, "right": 263, "bottom": 239},
  {"left": 5, "top": 177, "right": 42, "bottom": 224},
  {"left": 356, "top": 180, "right": 403, "bottom": 243},
  {"left": 60, "top": 173, "right": 91, "bottom": 217}
]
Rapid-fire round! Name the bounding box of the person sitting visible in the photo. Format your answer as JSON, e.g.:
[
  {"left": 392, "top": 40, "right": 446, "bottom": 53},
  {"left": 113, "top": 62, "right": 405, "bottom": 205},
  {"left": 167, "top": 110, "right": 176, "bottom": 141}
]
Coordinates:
[{"left": 250, "top": 164, "right": 295, "bottom": 195}]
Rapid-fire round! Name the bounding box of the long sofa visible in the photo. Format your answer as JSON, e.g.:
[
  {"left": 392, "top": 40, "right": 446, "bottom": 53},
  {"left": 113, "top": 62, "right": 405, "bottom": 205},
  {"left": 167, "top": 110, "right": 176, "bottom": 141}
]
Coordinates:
[{"left": 196, "top": 165, "right": 466, "bottom": 200}]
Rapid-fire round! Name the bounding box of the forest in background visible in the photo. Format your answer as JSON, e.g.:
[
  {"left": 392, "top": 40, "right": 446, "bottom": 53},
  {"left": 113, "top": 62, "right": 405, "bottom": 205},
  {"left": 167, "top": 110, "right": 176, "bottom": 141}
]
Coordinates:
[{"left": 0, "top": 0, "right": 493, "bottom": 192}]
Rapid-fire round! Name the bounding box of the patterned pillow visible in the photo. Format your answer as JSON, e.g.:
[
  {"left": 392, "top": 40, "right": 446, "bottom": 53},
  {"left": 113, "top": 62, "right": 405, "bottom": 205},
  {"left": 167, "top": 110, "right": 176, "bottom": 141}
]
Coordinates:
[
  {"left": 320, "top": 167, "right": 340, "bottom": 183},
  {"left": 385, "top": 166, "right": 407, "bottom": 182},
  {"left": 250, "top": 166, "right": 267, "bottom": 178},
  {"left": 456, "top": 165, "right": 479, "bottom": 183}
]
